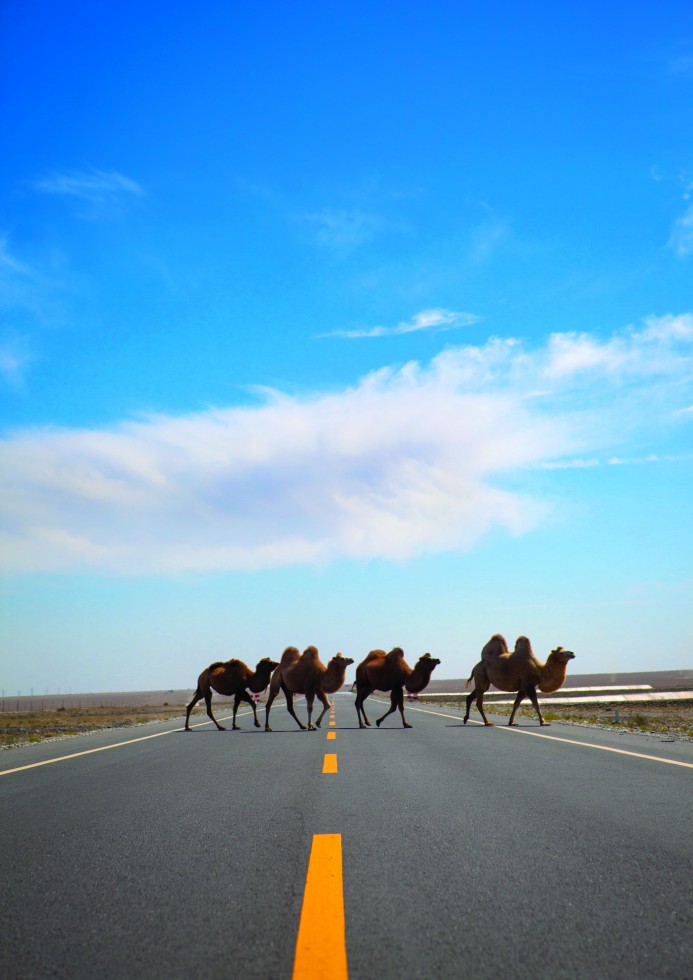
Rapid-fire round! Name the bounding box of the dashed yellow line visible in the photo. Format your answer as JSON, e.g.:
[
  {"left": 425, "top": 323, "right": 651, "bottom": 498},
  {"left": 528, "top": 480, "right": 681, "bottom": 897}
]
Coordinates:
[
  {"left": 293, "top": 834, "right": 348, "bottom": 980},
  {"left": 327, "top": 731, "right": 336, "bottom": 740},
  {"left": 323, "top": 753, "right": 338, "bottom": 774}
]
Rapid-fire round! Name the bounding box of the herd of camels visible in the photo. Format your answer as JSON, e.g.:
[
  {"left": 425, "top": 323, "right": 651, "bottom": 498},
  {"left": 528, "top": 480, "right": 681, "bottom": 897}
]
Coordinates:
[{"left": 184, "top": 635, "right": 575, "bottom": 731}]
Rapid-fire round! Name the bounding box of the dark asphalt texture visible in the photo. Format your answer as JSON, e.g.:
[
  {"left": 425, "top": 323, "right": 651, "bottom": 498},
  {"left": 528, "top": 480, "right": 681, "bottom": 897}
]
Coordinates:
[{"left": 1, "top": 695, "right": 691, "bottom": 979}]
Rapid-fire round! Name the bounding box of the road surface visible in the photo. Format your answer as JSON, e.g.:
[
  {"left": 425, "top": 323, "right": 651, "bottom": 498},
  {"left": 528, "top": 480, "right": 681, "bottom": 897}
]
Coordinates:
[{"left": 1, "top": 694, "right": 691, "bottom": 979}]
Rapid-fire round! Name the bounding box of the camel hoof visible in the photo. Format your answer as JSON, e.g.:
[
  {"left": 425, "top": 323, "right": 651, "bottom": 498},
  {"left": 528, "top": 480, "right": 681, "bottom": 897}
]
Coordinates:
[
  {"left": 232, "top": 725, "right": 240, "bottom": 730},
  {"left": 508, "top": 721, "right": 518, "bottom": 727},
  {"left": 217, "top": 725, "right": 226, "bottom": 731},
  {"left": 484, "top": 721, "right": 494, "bottom": 727},
  {"left": 403, "top": 723, "right": 412, "bottom": 729},
  {"left": 463, "top": 718, "right": 468, "bottom": 725},
  {"left": 308, "top": 724, "right": 316, "bottom": 731},
  {"left": 376, "top": 719, "right": 382, "bottom": 728},
  {"left": 254, "top": 720, "right": 261, "bottom": 728},
  {"left": 265, "top": 726, "right": 272, "bottom": 732},
  {"left": 541, "top": 721, "right": 551, "bottom": 726}
]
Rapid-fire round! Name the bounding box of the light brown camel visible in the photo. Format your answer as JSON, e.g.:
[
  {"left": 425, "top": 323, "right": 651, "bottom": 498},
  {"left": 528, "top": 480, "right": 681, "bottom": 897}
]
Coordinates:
[
  {"left": 264, "top": 646, "right": 354, "bottom": 732},
  {"left": 354, "top": 647, "right": 441, "bottom": 729},
  {"left": 185, "top": 656, "right": 279, "bottom": 731},
  {"left": 463, "top": 633, "right": 575, "bottom": 726}
]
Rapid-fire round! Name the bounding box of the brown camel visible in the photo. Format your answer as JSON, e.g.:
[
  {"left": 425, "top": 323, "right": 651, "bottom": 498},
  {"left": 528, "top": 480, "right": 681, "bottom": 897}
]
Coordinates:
[
  {"left": 185, "top": 656, "right": 279, "bottom": 731},
  {"left": 354, "top": 647, "right": 441, "bottom": 729},
  {"left": 463, "top": 634, "right": 575, "bottom": 727},
  {"left": 264, "top": 646, "right": 354, "bottom": 732}
]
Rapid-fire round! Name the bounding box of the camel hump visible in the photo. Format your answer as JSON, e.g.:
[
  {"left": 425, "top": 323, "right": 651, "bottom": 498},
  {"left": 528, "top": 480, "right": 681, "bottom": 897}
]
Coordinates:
[
  {"left": 362, "top": 649, "right": 386, "bottom": 664},
  {"left": 481, "top": 634, "right": 509, "bottom": 658},
  {"left": 207, "top": 661, "right": 226, "bottom": 672},
  {"left": 301, "top": 645, "right": 320, "bottom": 659},
  {"left": 514, "top": 636, "right": 534, "bottom": 658},
  {"left": 280, "top": 646, "right": 300, "bottom": 663},
  {"left": 385, "top": 646, "right": 405, "bottom": 661}
]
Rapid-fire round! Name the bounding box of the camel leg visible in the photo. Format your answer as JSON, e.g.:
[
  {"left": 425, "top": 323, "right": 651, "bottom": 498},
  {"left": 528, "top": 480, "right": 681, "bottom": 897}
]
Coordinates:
[
  {"left": 233, "top": 690, "right": 260, "bottom": 729},
  {"left": 306, "top": 693, "right": 317, "bottom": 731},
  {"left": 204, "top": 689, "right": 225, "bottom": 730},
  {"left": 464, "top": 664, "right": 493, "bottom": 726},
  {"left": 355, "top": 687, "right": 372, "bottom": 728},
  {"left": 184, "top": 686, "right": 203, "bottom": 730},
  {"left": 465, "top": 688, "right": 493, "bottom": 726},
  {"left": 396, "top": 688, "right": 412, "bottom": 729},
  {"left": 264, "top": 679, "right": 280, "bottom": 732},
  {"left": 525, "top": 686, "right": 549, "bottom": 726},
  {"left": 508, "top": 690, "right": 526, "bottom": 726},
  {"left": 314, "top": 690, "right": 330, "bottom": 729},
  {"left": 475, "top": 689, "right": 493, "bottom": 726},
  {"left": 376, "top": 688, "right": 411, "bottom": 728},
  {"left": 283, "top": 688, "right": 307, "bottom": 730}
]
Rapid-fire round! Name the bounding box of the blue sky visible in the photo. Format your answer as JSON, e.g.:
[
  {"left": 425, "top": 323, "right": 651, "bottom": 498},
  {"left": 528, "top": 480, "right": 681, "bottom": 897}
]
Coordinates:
[{"left": 1, "top": 0, "right": 692, "bottom": 694}]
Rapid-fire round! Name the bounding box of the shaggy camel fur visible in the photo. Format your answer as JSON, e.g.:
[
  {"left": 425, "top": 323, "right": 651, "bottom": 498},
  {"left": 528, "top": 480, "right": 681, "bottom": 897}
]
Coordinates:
[
  {"left": 264, "top": 646, "right": 354, "bottom": 732},
  {"left": 354, "top": 648, "right": 441, "bottom": 729},
  {"left": 464, "top": 634, "right": 575, "bottom": 726},
  {"left": 184, "top": 657, "right": 279, "bottom": 731}
]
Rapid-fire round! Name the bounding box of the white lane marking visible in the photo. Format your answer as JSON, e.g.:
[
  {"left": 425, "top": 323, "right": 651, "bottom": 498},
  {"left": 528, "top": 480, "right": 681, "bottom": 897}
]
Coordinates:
[
  {"left": 0, "top": 710, "right": 249, "bottom": 777},
  {"left": 405, "top": 705, "right": 693, "bottom": 770}
]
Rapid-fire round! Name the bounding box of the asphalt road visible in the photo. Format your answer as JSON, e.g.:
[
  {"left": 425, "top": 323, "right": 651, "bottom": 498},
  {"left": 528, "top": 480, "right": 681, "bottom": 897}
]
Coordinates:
[{"left": 1, "top": 694, "right": 691, "bottom": 979}]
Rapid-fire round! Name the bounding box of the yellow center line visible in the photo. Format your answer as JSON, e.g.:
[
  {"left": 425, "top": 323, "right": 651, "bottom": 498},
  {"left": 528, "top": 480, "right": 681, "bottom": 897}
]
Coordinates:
[
  {"left": 0, "top": 710, "right": 254, "bottom": 778},
  {"left": 329, "top": 719, "right": 336, "bottom": 726},
  {"left": 293, "top": 834, "right": 348, "bottom": 980},
  {"left": 323, "top": 753, "right": 338, "bottom": 773},
  {"left": 327, "top": 731, "right": 336, "bottom": 740},
  {"left": 404, "top": 704, "right": 693, "bottom": 770}
]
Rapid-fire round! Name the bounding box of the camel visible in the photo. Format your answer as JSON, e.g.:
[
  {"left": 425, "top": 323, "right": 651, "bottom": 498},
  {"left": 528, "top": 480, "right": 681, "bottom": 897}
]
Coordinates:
[
  {"left": 264, "top": 646, "right": 354, "bottom": 732},
  {"left": 463, "top": 634, "right": 575, "bottom": 727},
  {"left": 184, "top": 656, "right": 279, "bottom": 731},
  {"left": 354, "top": 647, "right": 441, "bottom": 729}
]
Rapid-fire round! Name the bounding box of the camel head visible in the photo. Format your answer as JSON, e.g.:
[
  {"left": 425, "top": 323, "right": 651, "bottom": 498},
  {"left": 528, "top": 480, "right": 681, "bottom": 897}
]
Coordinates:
[
  {"left": 256, "top": 657, "right": 280, "bottom": 672},
  {"left": 328, "top": 653, "right": 355, "bottom": 670},
  {"left": 549, "top": 646, "right": 575, "bottom": 664},
  {"left": 416, "top": 652, "right": 441, "bottom": 672}
]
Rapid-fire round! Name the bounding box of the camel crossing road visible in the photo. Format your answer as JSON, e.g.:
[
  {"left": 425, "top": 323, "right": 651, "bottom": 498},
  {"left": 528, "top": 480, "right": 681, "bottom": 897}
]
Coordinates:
[{"left": 1, "top": 693, "right": 692, "bottom": 979}]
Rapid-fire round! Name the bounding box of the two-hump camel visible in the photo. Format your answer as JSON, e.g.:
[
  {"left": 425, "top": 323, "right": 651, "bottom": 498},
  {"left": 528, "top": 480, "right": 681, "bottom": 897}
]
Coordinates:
[
  {"left": 464, "top": 634, "right": 575, "bottom": 727},
  {"left": 185, "top": 657, "right": 279, "bottom": 731},
  {"left": 354, "top": 647, "right": 441, "bottom": 728},
  {"left": 264, "top": 646, "right": 354, "bottom": 732}
]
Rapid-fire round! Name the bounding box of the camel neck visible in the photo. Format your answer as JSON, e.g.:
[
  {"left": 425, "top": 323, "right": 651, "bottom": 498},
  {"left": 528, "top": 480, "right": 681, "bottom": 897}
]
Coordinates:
[{"left": 539, "top": 659, "right": 568, "bottom": 694}]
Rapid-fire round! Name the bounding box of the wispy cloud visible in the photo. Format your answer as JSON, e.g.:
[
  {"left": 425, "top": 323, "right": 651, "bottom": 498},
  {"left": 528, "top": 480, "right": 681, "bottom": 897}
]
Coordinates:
[
  {"left": 667, "top": 54, "right": 693, "bottom": 78},
  {"left": 301, "top": 208, "right": 382, "bottom": 251},
  {"left": 33, "top": 168, "right": 145, "bottom": 218},
  {"left": 668, "top": 203, "right": 693, "bottom": 256},
  {"left": 1, "top": 314, "right": 691, "bottom": 575},
  {"left": 318, "top": 308, "right": 481, "bottom": 339},
  {"left": 0, "top": 339, "right": 31, "bottom": 390}
]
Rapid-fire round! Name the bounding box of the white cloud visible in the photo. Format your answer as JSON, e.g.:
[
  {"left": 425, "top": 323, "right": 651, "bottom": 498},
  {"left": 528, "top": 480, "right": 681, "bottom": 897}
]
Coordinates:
[
  {"left": 668, "top": 204, "right": 693, "bottom": 256},
  {"left": 319, "top": 308, "right": 481, "bottom": 339},
  {"left": 1, "top": 314, "right": 691, "bottom": 575},
  {"left": 301, "top": 208, "right": 382, "bottom": 250},
  {"left": 33, "top": 168, "right": 145, "bottom": 218},
  {"left": 0, "top": 342, "right": 30, "bottom": 390}
]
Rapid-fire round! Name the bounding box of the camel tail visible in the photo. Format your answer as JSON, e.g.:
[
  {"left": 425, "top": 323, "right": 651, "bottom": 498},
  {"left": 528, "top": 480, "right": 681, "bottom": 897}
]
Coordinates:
[{"left": 464, "top": 672, "right": 473, "bottom": 689}]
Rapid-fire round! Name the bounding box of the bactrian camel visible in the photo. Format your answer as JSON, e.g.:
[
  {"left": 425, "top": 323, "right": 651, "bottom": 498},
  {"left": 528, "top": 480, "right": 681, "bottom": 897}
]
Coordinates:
[
  {"left": 354, "top": 647, "right": 441, "bottom": 729},
  {"left": 264, "top": 646, "right": 354, "bottom": 732},
  {"left": 185, "top": 657, "right": 279, "bottom": 731},
  {"left": 464, "top": 634, "right": 575, "bottom": 727}
]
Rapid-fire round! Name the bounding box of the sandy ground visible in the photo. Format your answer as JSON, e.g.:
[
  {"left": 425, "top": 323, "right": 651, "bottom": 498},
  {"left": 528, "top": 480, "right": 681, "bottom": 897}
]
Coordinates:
[{"left": 418, "top": 695, "right": 693, "bottom": 740}]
